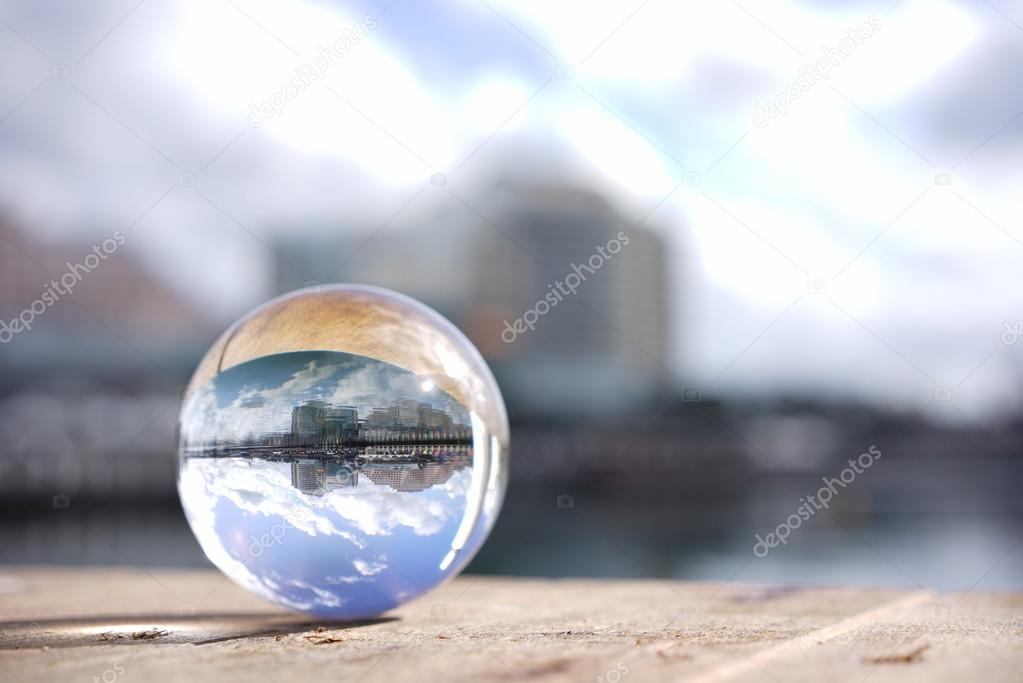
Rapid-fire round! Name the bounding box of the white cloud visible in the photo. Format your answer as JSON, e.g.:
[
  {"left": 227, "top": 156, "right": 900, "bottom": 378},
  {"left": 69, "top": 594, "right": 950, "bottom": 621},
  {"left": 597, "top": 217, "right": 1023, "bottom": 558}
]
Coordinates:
[{"left": 354, "top": 558, "right": 387, "bottom": 576}]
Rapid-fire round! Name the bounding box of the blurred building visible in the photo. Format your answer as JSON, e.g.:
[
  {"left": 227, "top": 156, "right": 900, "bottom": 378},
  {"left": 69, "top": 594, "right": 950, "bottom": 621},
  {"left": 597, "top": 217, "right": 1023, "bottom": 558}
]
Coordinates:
[
  {"left": 0, "top": 217, "right": 213, "bottom": 501},
  {"left": 273, "top": 180, "right": 672, "bottom": 418},
  {"left": 0, "top": 218, "right": 211, "bottom": 371},
  {"left": 467, "top": 182, "right": 670, "bottom": 417}
]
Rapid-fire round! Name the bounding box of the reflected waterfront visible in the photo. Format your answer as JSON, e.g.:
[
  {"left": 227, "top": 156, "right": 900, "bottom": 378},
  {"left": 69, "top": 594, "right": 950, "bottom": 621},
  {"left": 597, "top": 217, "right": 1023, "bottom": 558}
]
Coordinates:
[
  {"left": 286, "top": 447, "right": 472, "bottom": 495},
  {"left": 177, "top": 350, "right": 501, "bottom": 619}
]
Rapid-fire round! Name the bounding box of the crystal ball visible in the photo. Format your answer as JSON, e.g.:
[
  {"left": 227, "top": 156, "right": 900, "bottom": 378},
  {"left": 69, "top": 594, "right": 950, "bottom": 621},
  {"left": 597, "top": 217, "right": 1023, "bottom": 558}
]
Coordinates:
[{"left": 177, "top": 285, "right": 508, "bottom": 619}]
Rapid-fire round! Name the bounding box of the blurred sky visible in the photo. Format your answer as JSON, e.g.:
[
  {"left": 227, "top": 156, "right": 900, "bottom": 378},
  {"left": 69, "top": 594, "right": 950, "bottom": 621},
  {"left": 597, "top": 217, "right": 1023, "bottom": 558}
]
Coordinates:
[{"left": 2, "top": 0, "right": 1022, "bottom": 419}]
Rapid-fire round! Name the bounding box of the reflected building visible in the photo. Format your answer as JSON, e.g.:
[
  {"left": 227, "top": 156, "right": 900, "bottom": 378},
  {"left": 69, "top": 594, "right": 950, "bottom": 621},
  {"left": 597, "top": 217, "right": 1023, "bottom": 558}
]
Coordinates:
[
  {"left": 289, "top": 449, "right": 471, "bottom": 496},
  {"left": 290, "top": 459, "right": 360, "bottom": 496},
  {"left": 292, "top": 400, "right": 328, "bottom": 440},
  {"left": 371, "top": 398, "right": 454, "bottom": 431},
  {"left": 367, "top": 406, "right": 398, "bottom": 427},
  {"left": 188, "top": 393, "right": 472, "bottom": 455},
  {"left": 182, "top": 350, "right": 477, "bottom": 501},
  {"left": 325, "top": 405, "right": 359, "bottom": 441},
  {"left": 291, "top": 401, "right": 361, "bottom": 442},
  {"left": 362, "top": 458, "right": 470, "bottom": 493},
  {"left": 285, "top": 397, "right": 468, "bottom": 449},
  {"left": 291, "top": 459, "right": 326, "bottom": 495}
]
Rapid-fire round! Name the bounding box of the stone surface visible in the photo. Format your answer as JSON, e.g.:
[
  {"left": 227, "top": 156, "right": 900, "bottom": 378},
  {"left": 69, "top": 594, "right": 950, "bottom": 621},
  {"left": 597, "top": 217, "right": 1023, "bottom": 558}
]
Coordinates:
[{"left": 0, "top": 568, "right": 1020, "bottom": 682}]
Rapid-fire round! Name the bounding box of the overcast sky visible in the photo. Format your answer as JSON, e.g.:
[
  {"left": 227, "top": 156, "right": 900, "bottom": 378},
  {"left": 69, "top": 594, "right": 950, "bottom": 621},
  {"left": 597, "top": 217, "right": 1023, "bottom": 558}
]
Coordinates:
[{"left": 2, "top": 0, "right": 1022, "bottom": 419}]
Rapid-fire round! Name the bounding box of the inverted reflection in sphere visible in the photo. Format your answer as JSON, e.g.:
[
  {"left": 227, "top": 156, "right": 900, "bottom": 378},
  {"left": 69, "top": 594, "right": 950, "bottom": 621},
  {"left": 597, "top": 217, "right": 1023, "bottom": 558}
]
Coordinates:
[{"left": 178, "top": 285, "right": 508, "bottom": 619}]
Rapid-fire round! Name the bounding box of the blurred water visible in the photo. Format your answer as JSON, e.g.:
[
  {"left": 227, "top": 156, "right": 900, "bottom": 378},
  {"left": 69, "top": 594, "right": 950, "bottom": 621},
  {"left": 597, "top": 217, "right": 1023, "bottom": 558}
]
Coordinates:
[
  {"left": 5, "top": 457, "right": 1020, "bottom": 593},
  {"left": 475, "top": 481, "right": 1023, "bottom": 592}
]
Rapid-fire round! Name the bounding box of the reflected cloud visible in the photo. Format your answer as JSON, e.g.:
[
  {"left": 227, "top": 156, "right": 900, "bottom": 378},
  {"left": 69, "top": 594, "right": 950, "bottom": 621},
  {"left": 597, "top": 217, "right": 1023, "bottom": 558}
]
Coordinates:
[{"left": 178, "top": 350, "right": 493, "bottom": 619}]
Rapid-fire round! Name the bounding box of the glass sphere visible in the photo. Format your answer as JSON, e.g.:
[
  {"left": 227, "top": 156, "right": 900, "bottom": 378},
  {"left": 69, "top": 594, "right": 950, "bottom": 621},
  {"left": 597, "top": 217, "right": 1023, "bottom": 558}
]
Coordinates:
[{"left": 178, "top": 285, "right": 508, "bottom": 619}]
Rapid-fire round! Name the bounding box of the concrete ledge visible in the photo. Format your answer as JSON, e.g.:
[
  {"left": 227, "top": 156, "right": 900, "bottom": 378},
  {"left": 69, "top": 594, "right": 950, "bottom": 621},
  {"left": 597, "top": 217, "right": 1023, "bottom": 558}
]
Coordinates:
[{"left": 0, "top": 568, "right": 1020, "bottom": 682}]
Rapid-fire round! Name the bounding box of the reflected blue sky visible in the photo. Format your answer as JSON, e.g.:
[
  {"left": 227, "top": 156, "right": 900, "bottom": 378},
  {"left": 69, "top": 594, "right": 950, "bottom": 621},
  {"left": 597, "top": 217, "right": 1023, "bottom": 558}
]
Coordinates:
[
  {"left": 178, "top": 350, "right": 495, "bottom": 619},
  {"left": 183, "top": 456, "right": 474, "bottom": 618}
]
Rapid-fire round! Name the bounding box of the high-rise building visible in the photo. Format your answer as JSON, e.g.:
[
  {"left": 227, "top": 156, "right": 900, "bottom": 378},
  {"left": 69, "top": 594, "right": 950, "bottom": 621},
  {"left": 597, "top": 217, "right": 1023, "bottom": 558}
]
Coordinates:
[
  {"left": 323, "top": 461, "right": 359, "bottom": 489},
  {"left": 291, "top": 400, "right": 328, "bottom": 441},
  {"left": 366, "top": 406, "right": 399, "bottom": 428},
  {"left": 290, "top": 459, "right": 326, "bottom": 495},
  {"left": 272, "top": 179, "right": 673, "bottom": 417},
  {"left": 362, "top": 460, "right": 467, "bottom": 493},
  {"left": 290, "top": 459, "right": 360, "bottom": 495},
  {"left": 420, "top": 405, "right": 453, "bottom": 430},
  {"left": 463, "top": 182, "right": 670, "bottom": 415},
  {"left": 323, "top": 406, "right": 359, "bottom": 442},
  {"left": 396, "top": 398, "right": 421, "bottom": 428}
]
